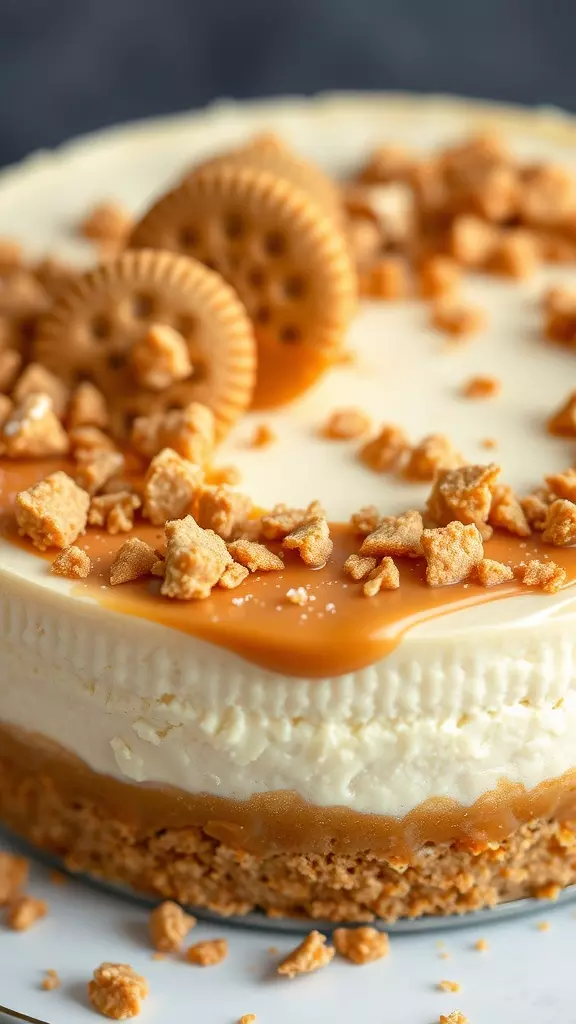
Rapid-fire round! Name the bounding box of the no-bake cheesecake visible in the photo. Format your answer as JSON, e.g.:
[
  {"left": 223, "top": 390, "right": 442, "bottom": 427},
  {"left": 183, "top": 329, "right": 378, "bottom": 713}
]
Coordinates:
[{"left": 2, "top": 94, "right": 576, "bottom": 922}]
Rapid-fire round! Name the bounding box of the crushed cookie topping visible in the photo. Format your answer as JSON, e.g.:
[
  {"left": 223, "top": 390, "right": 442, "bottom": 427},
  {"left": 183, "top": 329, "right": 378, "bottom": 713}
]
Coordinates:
[
  {"left": 418, "top": 255, "right": 461, "bottom": 300},
  {"left": 79, "top": 200, "right": 134, "bottom": 243},
  {"left": 88, "top": 962, "right": 148, "bottom": 1020},
  {"left": 489, "top": 484, "right": 531, "bottom": 537},
  {"left": 462, "top": 374, "right": 501, "bottom": 399},
  {"left": 12, "top": 362, "right": 69, "bottom": 417},
  {"left": 227, "top": 538, "right": 284, "bottom": 572},
  {"left": 439, "top": 1014, "right": 468, "bottom": 1024},
  {"left": 41, "top": 969, "right": 61, "bottom": 991},
  {"left": 52, "top": 545, "right": 91, "bottom": 579},
  {"left": 421, "top": 521, "right": 484, "bottom": 587},
  {"left": 248, "top": 422, "right": 276, "bottom": 448},
  {"left": 322, "top": 406, "right": 372, "bottom": 440},
  {"left": 344, "top": 553, "right": 378, "bottom": 581},
  {"left": 89, "top": 491, "right": 141, "bottom": 535},
  {"left": 196, "top": 484, "right": 252, "bottom": 541},
  {"left": 283, "top": 515, "right": 333, "bottom": 568},
  {"left": 333, "top": 926, "right": 389, "bottom": 964},
  {"left": 286, "top": 585, "right": 309, "bottom": 605},
  {"left": 519, "top": 558, "right": 566, "bottom": 594},
  {"left": 359, "top": 423, "right": 410, "bottom": 473},
  {"left": 547, "top": 389, "right": 576, "bottom": 435},
  {"left": 360, "top": 509, "right": 423, "bottom": 558},
  {"left": 69, "top": 425, "right": 118, "bottom": 457},
  {"left": 186, "top": 938, "right": 228, "bottom": 967},
  {"left": 363, "top": 556, "right": 400, "bottom": 596},
  {"left": 431, "top": 297, "right": 486, "bottom": 339},
  {"left": 546, "top": 468, "right": 576, "bottom": 502},
  {"left": 277, "top": 930, "right": 334, "bottom": 978},
  {"left": 132, "top": 401, "right": 215, "bottom": 464},
  {"left": 544, "top": 286, "right": 576, "bottom": 346},
  {"left": 521, "top": 488, "right": 553, "bottom": 531},
  {"left": 349, "top": 505, "right": 381, "bottom": 535},
  {"left": 427, "top": 463, "right": 500, "bottom": 539},
  {"left": 476, "top": 557, "right": 514, "bottom": 587},
  {"left": 110, "top": 537, "right": 157, "bottom": 586},
  {"left": 1, "top": 393, "right": 69, "bottom": 458},
  {"left": 75, "top": 450, "right": 125, "bottom": 495},
  {"left": 149, "top": 901, "right": 196, "bottom": 953},
  {"left": 219, "top": 561, "right": 250, "bottom": 589},
  {"left": 143, "top": 447, "right": 203, "bottom": 526},
  {"left": 404, "top": 433, "right": 463, "bottom": 481},
  {"left": 7, "top": 895, "right": 48, "bottom": 931},
  {"left": 260, "top": 500, "right": 325, "bottom": 541},
  {"left": 131, "top": 324, "right": 192, "bottom": 391},
  {"left": 541, "top": 498, "right": 576, "bottom": 546},
  {"left": 161, "top": 515, "right": 232, "bottom": 600},
  {"left": 67, "top": 380, "right": 109, "bottom": 429},
  {"left": 16, "top": 471, "right": 89, "bottom": 550}
]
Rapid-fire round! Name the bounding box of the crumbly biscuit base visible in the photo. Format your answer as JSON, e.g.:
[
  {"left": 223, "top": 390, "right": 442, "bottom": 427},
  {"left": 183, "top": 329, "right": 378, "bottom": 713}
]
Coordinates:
[{"left": 1, "top": 727, "right": 576, "bottom": 923}]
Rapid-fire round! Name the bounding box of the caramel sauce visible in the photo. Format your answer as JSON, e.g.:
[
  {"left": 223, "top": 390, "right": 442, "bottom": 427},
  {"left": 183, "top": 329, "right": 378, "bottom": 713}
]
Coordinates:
[
  {"left": 3, "top": 457, "right": 576, "bottom": 678},
  {"left": 3, "top": 723, "right": 576, "bottom": 857}
]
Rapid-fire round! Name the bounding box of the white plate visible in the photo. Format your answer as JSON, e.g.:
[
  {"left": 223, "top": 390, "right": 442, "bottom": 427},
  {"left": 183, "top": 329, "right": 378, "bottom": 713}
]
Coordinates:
[{"left": 0, "top": 832, "right": 574, "bottom": 1024}]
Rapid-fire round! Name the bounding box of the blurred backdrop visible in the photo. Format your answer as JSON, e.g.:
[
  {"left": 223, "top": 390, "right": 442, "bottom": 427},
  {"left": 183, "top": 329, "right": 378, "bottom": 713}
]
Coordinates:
[{"left": 1, "top": 0, "right": 575, "bottom": 167}]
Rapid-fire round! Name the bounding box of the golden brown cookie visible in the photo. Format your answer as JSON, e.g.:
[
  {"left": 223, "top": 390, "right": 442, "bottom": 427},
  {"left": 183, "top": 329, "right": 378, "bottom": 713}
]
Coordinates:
[
  {"left": 183, "top": 132, "right": 344, "bottom": 230},
  {"left": 130, "top": 165, "right": 357, "bottom": 408},
  {"left": 35, "top": 249, "right": 255, "bottom": 440}
]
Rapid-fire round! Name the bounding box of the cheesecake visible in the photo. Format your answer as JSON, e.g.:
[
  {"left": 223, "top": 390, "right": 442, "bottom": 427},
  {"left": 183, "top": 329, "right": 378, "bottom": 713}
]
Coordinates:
[{"left": 2, "top": 93, "right": 576, "bottom": 923}]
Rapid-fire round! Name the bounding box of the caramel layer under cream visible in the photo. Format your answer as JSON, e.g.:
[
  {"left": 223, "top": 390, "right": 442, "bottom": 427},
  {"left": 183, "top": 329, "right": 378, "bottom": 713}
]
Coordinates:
[{"left": 3, "top": 723, "right": 576, "bottom": 859}]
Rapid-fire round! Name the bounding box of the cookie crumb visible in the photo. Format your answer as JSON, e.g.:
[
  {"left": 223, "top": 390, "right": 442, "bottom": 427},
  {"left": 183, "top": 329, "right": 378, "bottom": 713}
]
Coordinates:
[
  {"left": 7, "top": 896, "right": 48, "bottom": 931},
  {"left": 80, "top": 201, "right": 133, "bottom": 242},
  {"left": 52, "top": 545, "right": 91, "bottom": 579},
  {"left": 333, "top": 926, "right": 389, "bottom": 964},
  {"left": 132, "top": 401, "right": 215, "bottom": 465},
  {"left": 427, "top": 463, "right": 500, "bottom": 539},
  {"left": 350, "top": 505, "right": 381, "bottom": 535},
  {"left": 88, "top": 962, "right": 148, "bottom": 1019},
  {"left": 131, "top": 324, "right": 192, "bottom": 391},
  {"left": 462, "top": 375, "right": 501, "bottom": 399},
  {"left": 75, "top": 450, "right": 125, "bottom": 496},
  {"left": 143, "top": 448, "right": 203, "bottom": 526},
  {"left": 421, "top": 522, "right": 484, "bottom": 587},
  {"left": 449, "top": 213, "right": 496, "bottom": 267},
  {"left": 404, "top": 434, "right": 463, "bottom": 481},
  {"left": 260, "top": 500, "right": 325, "bottom": 541},
  {"left": 519, "top": 558, "right": 566, "bottom": 594},
  {"left": 2, "top": 393, "right": 69, "bottom": 458},
  {"left": 41, "top": 969, "right": 61, "bottom": 991},
  {"left": 360, "top": 509, "right": 423, "bottom": 558},
  {"left": 474, "top": 938, "right": 488, "bottom": 951},
  {"left": 537, "top": 920, "right": 551, "bottom": 932},
  {"left": 359, "top": 423, "right": 410, "bottom": 473},
  {"left": 322, "top": 407, "right": 372, "bottom": 440},
  {"left": 110, "top": 537, "right": 157, "bottom": 586},
  {"left": 228, "top": 538, "right": 284, "bottom": 572},
  {"left": 286, "top": 586, "right": 309, "bottom": 605},
  {"left": 535, "top": 882, "right": 561, "bottom": 901},
  {"left": 219, "top": 561, "right": 250, "bottom": 589},
  {"left": 419, "top": 255, "right": 461, "bottom": 299},
  {"left": 476, "top": 558, "right": 514, "bottom": 587},
  {"left": 238, "top": 1016, "right": 256, "bottom": 1024},
  {"left": 361, "top": 256, "right": 410, "bottom": 300},
  {"left": 16, "top": 471, "right": 89, "bottom": 551},
  {"left": 283, "top": 516, "right": 333, "bottom": 568},
  {"left": 68, "top": 381, "right": 109, "bottom": 429},
  {"left": 149, "top": 901, "right": 196, "bottom": 953},
  {"left": 490, "top": 228, "right": 538, "bottom": 278},
  {"left": 363, "top": 557, "right": 400, "bottom": 596},
  {"left": 344, "top": 553, "right": 378, "bottom": 581},
  {"left": 89, "top": 491, "right": 141, "bottom": 535},
  {"left": 431, "top": 297, "right": 486, "bottom": 338},
  {"left": 438, "top": 980, "right": 461, "bottom": 993},
  {"left": 248, "top": 423, "right": 276, "bottom": 448},
  {"left": 542, "top": 498, "right": 576, "bottom": 546},
  {"left": 439, "top": 1014, "right": 468, "bottom": 1024},
  {"left": 196, "top": 485, "right": 252, "bottom": 541},
  {"left": 186, "top": 938, "right": 228, "bottom": 966},
  {"left": 547, "top": 390, "right": 576, "bottom": 436},
  {"left": 277, "top": 931, "right": 334, "bottom": 978},
  {"left": 161, "top": 516, "right": 231, "bottom": 600}
]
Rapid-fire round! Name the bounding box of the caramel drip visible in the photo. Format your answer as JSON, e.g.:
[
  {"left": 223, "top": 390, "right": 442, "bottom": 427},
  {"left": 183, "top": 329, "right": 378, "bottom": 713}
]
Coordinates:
[{"left": 2, "top": 457, "right": 576, "bottom": 678}]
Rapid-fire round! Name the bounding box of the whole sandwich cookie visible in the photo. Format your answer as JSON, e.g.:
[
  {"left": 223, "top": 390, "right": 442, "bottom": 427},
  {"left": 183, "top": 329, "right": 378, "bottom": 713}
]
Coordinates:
[{"left": 3, "top": 93, "right": 576, "bottom": 924}]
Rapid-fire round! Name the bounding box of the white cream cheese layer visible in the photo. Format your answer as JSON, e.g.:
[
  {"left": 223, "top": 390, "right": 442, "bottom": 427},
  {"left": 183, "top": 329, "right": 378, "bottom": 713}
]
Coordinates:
[{"left": 2, "top": 92, "right": 576, "bottom": 815}]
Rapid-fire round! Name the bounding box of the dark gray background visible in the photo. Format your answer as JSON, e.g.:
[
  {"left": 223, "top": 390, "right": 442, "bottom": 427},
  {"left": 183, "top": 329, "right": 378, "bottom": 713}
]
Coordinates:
[{"left": 1, "top": 0, "right": 575, "bottom": 167}]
